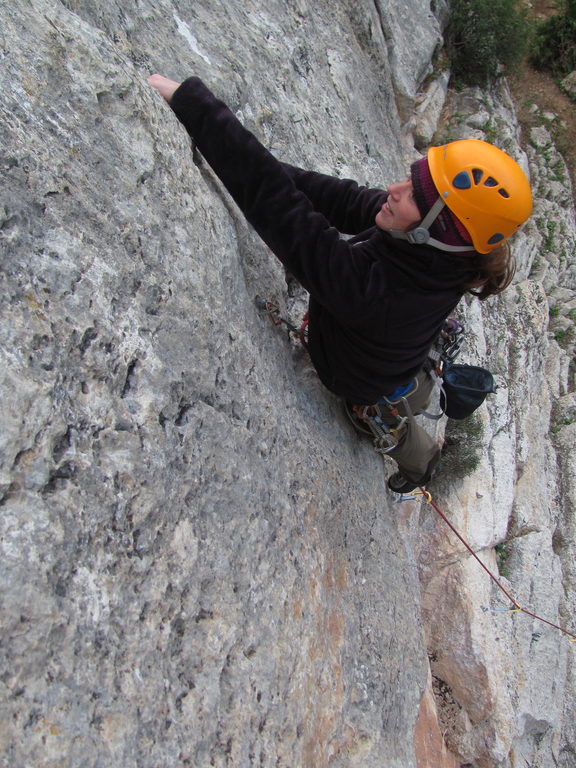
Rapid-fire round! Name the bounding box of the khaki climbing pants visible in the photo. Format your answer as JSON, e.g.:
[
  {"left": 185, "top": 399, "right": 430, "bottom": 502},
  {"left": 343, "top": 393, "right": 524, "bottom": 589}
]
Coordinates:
[{"left": 377, "top": 369, "right": 441, "bottom": 484}]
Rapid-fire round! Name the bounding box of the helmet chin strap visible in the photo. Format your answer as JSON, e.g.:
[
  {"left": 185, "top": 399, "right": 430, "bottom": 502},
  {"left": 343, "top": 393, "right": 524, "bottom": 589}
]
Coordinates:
[{"left": 388, "top": 196, "right": 476, "bottom": 253}]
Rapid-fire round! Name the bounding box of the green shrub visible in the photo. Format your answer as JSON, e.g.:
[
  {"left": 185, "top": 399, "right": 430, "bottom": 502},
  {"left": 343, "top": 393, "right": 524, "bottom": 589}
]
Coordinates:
[
  {"left": 495, "top": 542, "right": 512, "bottom": 577},
  {"left": 441, "top": 414, "right": 484, "bottom": 479},
  {"left": 445, "top": 0, "right": 532, "bottom": 86},
  {"left": 531, "top": 0, "right": 576, "bottom": 77},
  {"left": 554, "top": 326, "right": 575, "bottom": 347}
]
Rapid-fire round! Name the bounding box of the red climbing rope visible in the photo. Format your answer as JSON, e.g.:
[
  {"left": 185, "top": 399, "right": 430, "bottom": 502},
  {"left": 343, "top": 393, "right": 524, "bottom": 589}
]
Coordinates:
[{"left": 417, "top": 487, "right": 576, "bottom": 642}]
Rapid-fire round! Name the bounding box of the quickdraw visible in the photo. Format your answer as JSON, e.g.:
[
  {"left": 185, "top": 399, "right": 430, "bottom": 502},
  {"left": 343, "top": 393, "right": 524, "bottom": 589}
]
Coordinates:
[
  {"left": 255, "top": 296, "right": 308, "bottom": 346},
  {"left": 348, "top": 403, "right": 402, "bottom": 455}
]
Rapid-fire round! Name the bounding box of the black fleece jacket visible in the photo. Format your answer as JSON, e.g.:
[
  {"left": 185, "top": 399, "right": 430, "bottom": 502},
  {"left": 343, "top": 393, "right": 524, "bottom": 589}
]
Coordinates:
[{"left": 170, "top": 77, "right": 480, "bottom": 404}]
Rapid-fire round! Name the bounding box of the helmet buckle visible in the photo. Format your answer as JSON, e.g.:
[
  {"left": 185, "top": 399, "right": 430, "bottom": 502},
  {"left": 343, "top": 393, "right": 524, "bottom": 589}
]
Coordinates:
[{"left": 406, "top": 227, "right": 430, "bottom": 245}]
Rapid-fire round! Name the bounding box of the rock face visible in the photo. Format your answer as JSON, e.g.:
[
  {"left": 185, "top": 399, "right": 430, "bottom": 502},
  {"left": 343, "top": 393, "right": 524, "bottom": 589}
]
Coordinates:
[
  {"left": 0, "top": 2, "right": 436, "bottom": 766},
  {"left": 419, "top": 82, "right": 576, "bottom": 767},
  {"left": 561, "top": 70, "right": 576, "bottom": 100},
  {"left": 1, "top": 2, "right": 574, "bottom": 767}
]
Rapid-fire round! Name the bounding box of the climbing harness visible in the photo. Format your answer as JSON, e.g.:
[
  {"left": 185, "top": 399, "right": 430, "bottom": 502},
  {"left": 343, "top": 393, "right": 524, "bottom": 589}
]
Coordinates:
[
  {"left": 346, "top": 377, "right": 435, "bottom": 457},
  {"left": 345, "top": 318, "right": 463, "bottom": 460},
  {"left": 397, "top": 486, "right": 576, "bottom": 643}
]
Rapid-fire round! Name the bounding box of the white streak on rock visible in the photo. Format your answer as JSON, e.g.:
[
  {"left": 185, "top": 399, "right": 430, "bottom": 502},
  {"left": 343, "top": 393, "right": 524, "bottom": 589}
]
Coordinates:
[{"left": 173, "top": 13, "right": 211, "bottom": 65}]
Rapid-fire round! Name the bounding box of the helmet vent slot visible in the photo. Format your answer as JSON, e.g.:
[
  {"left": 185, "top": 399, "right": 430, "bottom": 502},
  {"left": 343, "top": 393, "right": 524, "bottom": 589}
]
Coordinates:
[
  {"left": 453, "top": 171, "right": 472, "bottom": 189},
  {"left": 472, "top": 168, "right": 484, "bottom": 185},
  {"left": 484, "top": 176, "right": 498, "bottom": 187},
  {"left": 499, "top": 188, "right": 510, "bottom": 198}
]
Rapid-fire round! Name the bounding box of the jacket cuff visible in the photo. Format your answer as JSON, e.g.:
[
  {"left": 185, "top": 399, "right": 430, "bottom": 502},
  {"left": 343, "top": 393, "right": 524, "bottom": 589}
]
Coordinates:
[{"left": 169, "top": 76, "right": 211, "bottom": 135}]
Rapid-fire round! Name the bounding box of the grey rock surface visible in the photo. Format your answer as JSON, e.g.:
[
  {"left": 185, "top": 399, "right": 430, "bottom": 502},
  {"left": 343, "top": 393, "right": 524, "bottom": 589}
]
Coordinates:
[
  {"left": 374, "top": 0, "right": 445, "bottom": 122},
  {"left": 561, "top": 70, "right": 576, "bottom": 100},
  {"left": 1, "top": 1, "right": 428, "bottom": 766},
  {"left": 2, "top": 2, "right": 575, "bottom": 768}
]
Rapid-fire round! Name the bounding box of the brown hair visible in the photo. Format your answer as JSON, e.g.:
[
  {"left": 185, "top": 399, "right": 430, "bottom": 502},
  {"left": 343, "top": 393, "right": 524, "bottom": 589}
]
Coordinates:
[{"left": 463, "top": 243, "right": 516, "bottom": 300}]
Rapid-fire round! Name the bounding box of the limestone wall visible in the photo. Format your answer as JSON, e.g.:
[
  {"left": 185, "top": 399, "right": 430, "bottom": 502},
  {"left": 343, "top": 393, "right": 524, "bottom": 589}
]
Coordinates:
[
  {"left": 1, "top": 2, "right": 574, "bottom": 767},
  {"left": 416, "top": 82, "right": 576, "bottom": 767},
  {"left": 0, "top": 2, "right": 439, "bottom": 766}
]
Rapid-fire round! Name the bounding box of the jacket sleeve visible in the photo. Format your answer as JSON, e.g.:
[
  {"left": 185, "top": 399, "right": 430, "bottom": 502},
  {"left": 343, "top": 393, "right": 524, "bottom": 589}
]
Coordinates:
[
  {"left": 169, "top": 77, "right": 388, "bottom": 322},
  {"left": 279, "top": 163, "right": 386, "bottom": 235}
]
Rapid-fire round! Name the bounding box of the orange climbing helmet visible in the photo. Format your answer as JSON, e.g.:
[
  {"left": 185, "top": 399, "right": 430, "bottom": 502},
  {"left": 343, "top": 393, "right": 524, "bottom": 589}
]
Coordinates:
[
  {"left": 427, "top": 139, "right": 533, "bottom": 253},
  {"left": 397, "top": 139, "right": 533, "bottom": 254}
]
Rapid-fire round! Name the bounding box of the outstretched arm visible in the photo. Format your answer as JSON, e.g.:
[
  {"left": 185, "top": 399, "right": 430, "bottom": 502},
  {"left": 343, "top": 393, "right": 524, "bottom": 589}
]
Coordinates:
[
  {"left": 147, "top": 75, "right": 388, "bottom": 322},
  {"left": 148, "top": 75, "right": 385, "bottom": 232}
]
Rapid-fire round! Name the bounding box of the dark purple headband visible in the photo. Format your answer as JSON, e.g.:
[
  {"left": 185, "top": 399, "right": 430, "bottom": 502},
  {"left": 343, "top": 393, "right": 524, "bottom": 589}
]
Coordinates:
[{"left": 410, "top": 156, "right": 473, "bottom": 248}]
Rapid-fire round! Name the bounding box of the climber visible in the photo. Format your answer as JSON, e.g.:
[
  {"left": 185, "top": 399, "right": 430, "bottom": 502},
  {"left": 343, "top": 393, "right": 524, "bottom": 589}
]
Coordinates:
[{"left": 147, "top": 74, "right": 533, "bottom": 493}]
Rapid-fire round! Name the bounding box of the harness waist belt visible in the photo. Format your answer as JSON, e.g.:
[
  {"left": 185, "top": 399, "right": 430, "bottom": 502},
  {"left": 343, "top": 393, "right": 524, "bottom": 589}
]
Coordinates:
[{"left": 379, "top": 380, "right": 415, "bottom": 403}]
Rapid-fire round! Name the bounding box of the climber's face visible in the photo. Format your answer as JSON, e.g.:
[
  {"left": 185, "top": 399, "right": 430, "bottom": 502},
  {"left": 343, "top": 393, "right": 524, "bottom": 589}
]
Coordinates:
[{"left": 375, "top": 178, "right": 421, "bottom": 232}]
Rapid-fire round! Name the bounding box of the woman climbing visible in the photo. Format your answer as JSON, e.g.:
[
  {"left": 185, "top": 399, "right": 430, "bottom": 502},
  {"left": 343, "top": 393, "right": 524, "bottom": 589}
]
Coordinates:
[{"left": 147, "top": 74, "right": 532, "bottom": 493}]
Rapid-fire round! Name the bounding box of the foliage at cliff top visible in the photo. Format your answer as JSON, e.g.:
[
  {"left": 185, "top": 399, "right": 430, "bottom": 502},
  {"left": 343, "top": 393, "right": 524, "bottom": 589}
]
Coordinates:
[
  {"left": 531, "top": 0, "right": 576, "bottom": 77},
  {"left": 445, "top": 0, "right": 531, "bottom": 86}
]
